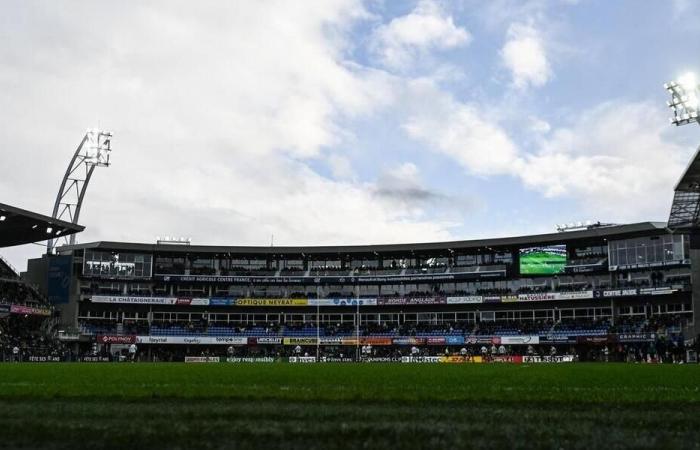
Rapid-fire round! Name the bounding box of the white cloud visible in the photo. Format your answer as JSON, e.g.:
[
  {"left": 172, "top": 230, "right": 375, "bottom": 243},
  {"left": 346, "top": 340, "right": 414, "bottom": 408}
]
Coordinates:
[
  {"left": 501, "top": 23, "right": 551, "bottom": 89},
  {"left": 402, "top": 80, "right": 520, "bottom": 176},
  {"left": 0, "top": 0, "right": 455, "bottom": 269},
  {"left": 371, "top": 0, "right": 471, "bottom": 70},
  {"left": 400, "top": 75, "right": 688, "bottom": 223}
]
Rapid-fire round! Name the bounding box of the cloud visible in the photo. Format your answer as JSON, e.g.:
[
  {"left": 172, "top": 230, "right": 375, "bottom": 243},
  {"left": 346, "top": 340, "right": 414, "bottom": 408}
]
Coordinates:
[
  {"left": 519, "top": 101, "right": 690, "bottom": 220},
  {"left": 401, "top": 80, "right": 520, "bottom": 176},
  {"left": 371, "top": 0, "right": 471, "bottom": 70},
  {"left": 500, "top": 23, "right": 551, "bottom": 89},
  {"left": 0, "top": 0, "right": 455, "bottom": 269}
]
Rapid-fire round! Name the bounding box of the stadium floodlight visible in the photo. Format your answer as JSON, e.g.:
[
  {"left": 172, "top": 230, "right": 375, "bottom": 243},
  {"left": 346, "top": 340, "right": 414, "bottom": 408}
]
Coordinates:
[
  {"left": 48, "top": 128, "right": 114, "bottom": 253},
  {"left": 665, "top": 72, "right": 700, "bottom": 126}
]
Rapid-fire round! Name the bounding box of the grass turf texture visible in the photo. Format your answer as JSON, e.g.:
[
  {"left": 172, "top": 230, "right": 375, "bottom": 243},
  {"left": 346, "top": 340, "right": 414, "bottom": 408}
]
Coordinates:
[
  {"left": 1, "top": 364, "right": 699, "bottom": 449},
  {"left": 520, "top": 251, "right": 567, "bottom": 275}
]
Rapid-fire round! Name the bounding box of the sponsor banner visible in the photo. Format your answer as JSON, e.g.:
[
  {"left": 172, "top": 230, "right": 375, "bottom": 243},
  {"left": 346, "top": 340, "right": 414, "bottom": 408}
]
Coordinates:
[
  {"left": 0, "top": 303, "right": 10, "bottom": 318},
  {"left": 614, "top": 333, "right": 657, "bottom": 343},
  {"left": 58, "top": 331, "right": 81, "bottom": 342},
  {"left": 319, "top": 337, "right": 344, "bottom": 345},
  {"left": 522, "top": 355, "right": 574, "bottom": 363},
  {"left": 483, "top": 296, "right": 501, "bottom": 304},
  {"left": 401, "top": 356, "right": 442, "bottom": 363},
  {"left": 185, "top": 356, "right": 220, "bottom": 363},
  {"left": 392, "top": 337, "right": 426, "bottom": 346},
  {"left": 212, "top": 337, "right": 248, "bottom": 345},
  {"left": 289, "top": 356, "right": 317, "bottom": 363},
  {"left": 377, "top": 297, "right": 446, "bottom": 306},
  {"left": 283, "top": 337, "right": 317, "bottom": 345},
  {"left": 518, "top": 291, "right": 593, "bottom": 302},
  {"left": 361, "top": 337, "right": 393, "bottom": 346},
  {"left": 426, "top": 337, "right": 446, "bottom": 345},
  {"left": 639, "top": 287, "right": 676, "bottom": 296},
  {"left": 27, "top": 356, "right": 62, "bottom": 363},
  {"left": 209, "top": 297, "right": 236, "bottom": 306},
  {"left": 155, "top": 271, "right": 504, "bottom": 285},
  {"left": 97, "top": 335, "right": 137, "bottom": 345},
  {"left": 575, "top": 335, "right": 608, "bottom": 344},
  {"left": 466, "top": 336, "right": 499, "bottom": 345},
  {"left": 308, "top": 298, "right": 377, "bottom": 306},
  {"left": 490, "top": 355, "right": 523, "bottom": 364},
  {"left": 320, "top": 357, "right": 354, "bottom": 363},
  {"left": 135, "top": 336, "right": 247, "bottom": 345},
  {"left": 445, "top": 336, "right": 465, "bottom": 345},
  {"left": 10, "top": 304, "right": 51, "bottom": 316},
  {"left": 501, "top": 295, "right": 518, "bottom": 303},
  {"left": 224, "top": 357, "right": 277, "bottom": 363},
  {"left": 596, "top": 287, "right": 677, "bottom": 299},
  {"left": 598, "top": 289, "right": 638, "bottom": 298},
  {"left": 446, "top": 296, "right": 482, "bottom": 304},
  {"left": 362, "top": 357, "right": 402, "bottom": 363},
  {"left": 236, "top": 298, "right": 308, "bottom": 307},
  {"left": 499, "top": 336, "right": 540, "bottom": 345},
  {"left": 342, "top": 338, "right": 359, "bottom": 346},
  {"left": 91, "top": 295, "right": 177, "bottom": 305},
  {"left": 81, "top": 356, "right": 111, "bottom": 363},
  {"left": 253, "top": 337, "right": 283, "bottom": 345}
]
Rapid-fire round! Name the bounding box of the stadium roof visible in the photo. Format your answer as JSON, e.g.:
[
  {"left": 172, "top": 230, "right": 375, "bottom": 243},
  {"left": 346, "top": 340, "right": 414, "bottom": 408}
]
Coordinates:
[
  {"left": 60, "top": 222, "right": 669, "bottom": 257},
  {"left": 0, "top": 203, "right": 85, "bottom": 248},
  {"left": 669, "top": 145, "right": 700, "bottom": 230}
]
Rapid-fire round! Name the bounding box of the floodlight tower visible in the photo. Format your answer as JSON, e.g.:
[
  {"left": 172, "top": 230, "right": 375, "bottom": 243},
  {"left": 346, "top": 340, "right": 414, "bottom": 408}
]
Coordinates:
[
  {"left": 664, "top": 73, "right": 700, "bottom": 346},
  {"left": 47, "top": 129, "right": 113, "bottom": 253},
  {"left": 665, "top": 72, "right": 700, "bottom": 127}
]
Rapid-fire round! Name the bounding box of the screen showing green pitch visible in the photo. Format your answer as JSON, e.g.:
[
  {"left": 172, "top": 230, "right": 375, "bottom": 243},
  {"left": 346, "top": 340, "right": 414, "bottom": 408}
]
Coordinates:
[{"left": 519, "top": 245, "right": 567, "bottom": 275}]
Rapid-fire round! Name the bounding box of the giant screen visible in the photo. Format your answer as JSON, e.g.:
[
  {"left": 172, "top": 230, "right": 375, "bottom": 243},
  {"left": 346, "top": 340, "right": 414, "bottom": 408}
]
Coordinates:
[{"left": 519, "top": 245, "right": 567, "bottom": 275}]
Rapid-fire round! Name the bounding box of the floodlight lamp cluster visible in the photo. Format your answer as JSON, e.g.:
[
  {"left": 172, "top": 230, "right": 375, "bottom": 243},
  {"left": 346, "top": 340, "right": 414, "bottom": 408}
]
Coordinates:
[
  {"left": 84, "top": 128, "right": 113, "bottom": 167},
  {"left": 665, "top": 73, "right": 699, "bottom": 126}
]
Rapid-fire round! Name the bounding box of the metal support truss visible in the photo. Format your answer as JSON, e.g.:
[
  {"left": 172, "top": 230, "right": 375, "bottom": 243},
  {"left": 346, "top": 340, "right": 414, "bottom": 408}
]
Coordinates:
[{"left": 47, "top": 129, "right": 112, "bottom": 253}]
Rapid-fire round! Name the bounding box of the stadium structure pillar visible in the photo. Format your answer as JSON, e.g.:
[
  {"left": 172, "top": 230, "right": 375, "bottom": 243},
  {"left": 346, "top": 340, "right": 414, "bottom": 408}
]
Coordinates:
[{"left": 688, "top": 231, "right": 700, "bottom": 341}]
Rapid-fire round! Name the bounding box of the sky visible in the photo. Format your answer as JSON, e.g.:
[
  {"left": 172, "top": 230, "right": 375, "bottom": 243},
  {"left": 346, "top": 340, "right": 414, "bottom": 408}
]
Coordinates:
[{"left": 1, "top": 0, "right": 700, "bottom": 271}]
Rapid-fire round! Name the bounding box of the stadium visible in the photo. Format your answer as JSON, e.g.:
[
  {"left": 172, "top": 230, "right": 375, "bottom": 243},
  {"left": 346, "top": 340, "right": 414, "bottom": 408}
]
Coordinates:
[{"left": 2, "top": 4, "right": 700, "bottom": 449}]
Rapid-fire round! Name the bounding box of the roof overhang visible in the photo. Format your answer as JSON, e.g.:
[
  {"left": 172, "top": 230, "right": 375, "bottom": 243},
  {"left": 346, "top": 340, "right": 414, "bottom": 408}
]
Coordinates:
[
  {"left": 669, "top": 145, "right": 700, "bottom": 230},
  {"left": 0, "top": 203, "right": 85, "bottom": 248}
]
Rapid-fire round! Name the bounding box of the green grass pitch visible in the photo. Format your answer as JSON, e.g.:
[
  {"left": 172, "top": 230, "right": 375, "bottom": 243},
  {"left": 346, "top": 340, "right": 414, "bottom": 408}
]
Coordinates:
[
  {"left": 1, "top": 363, "right": 699, "bottom": 449},
  {"left": 520, "top": 251, "right": 567, "bottom": 275}
]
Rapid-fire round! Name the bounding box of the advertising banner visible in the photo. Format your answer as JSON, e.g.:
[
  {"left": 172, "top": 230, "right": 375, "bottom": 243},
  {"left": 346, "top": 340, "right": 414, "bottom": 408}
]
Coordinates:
[
  {"left": 236, "top": 298, "right": 308, "bottom": 307},
  {"left": 575, "top": 336, "right": 608, "bottom": 344},
  {"left": 184, "top": 357, "right": 220, "bottom": 363},
  {"left": 445, "top": 336, "right": 465, "bottom": 345},
  {"left": 0, "top": 303, "right": 10, "bottom": 318},
  {"left": 465, "top": 336, "right": 499, "bottom": 345},
  {"left": 400, "top": 356, "right": 441, "bottom": 363},
  {"left": 209, "top": 298, "right": 236, "bottom": 306},
  {"left": 97, "top": 335, "right": 137, "bottom": 345},
  {"left": 308, "top": 298, "right": 377, "bottom": 306},
  {"left": 319, "top": 337, "right": 344, "bottom": 345},
  {"left": 135, "top": 336, "right": 247, "bottom": 345},
  {"left": 91, "top": 295, "right": 177, "bottom": 305},
  {"left": 223, "top": 357, "right": 277, "bottom": 363},
  {"left": 10, "top": 304, "right": 51, "bottom": 316},
  {"left": 283, "top": 337, "right": 317, "bottom": 345},
  {"left": 361, "top": 337, "right": 393, "bottom": 346},
  {"left": 377, "top": 297, "right": 446, "bottom": 306},
  {"left": 362, "top": 357, "right": 402, "bottom": 363},
  {"left": 289, "top": 356, "right": 317, "bottom": 363},
  {"left": 253, "top": 337, "right": 283, "bottom": 345},
  {"left": 426, "top": 337, "right": 446, "bottom": 345},
  {"left": 446, "top": 296, "right": 482, "bottom": 304},
  {"left": 490, "top": 355, "right": 523, "bottom": 364},
  {"left": 392, "top": 337, "right": 426, "bottom": 346},
  {"left": 27, "top": 356, "right": 62, "bottom": 363},
  {"left": 522, "top": 355, "right": 574, "bottom": 363},
  {"left": 614, "top": 333, "right": 657, "bottom": 343},
  {"left": 499, "top": 336, "right": 540, "bottom": 345},
  {"left": 319, "top": 357, "right": 354, "bottom": 363},
  {"left": 483, "top": 296, "right": 501, "bottom": 304}
]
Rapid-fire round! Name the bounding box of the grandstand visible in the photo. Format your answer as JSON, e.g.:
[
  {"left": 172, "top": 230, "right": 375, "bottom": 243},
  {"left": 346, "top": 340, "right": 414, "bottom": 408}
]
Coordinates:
[
  {"left": 0, "top": 202, "right": 83, "bottom": 361},
  {"left": 17, "top": 220, "right": 692, "bottom": 362}
]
